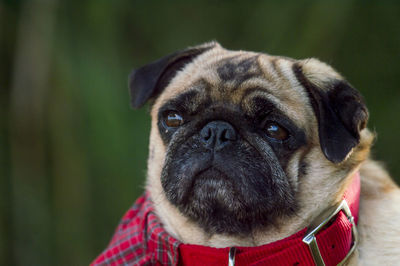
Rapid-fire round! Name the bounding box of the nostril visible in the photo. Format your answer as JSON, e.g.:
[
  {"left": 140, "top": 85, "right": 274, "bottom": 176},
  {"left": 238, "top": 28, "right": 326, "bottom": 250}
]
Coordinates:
[
  {"left": 223, "top": 128, "right": 236, "bottom": 141},
  {"left": 205, "top": 129, "right": 212, "bottom": 140},
  {"left": 201, "top": 127, "right": 212, "bottom": 141},
  {"left": 220, "top": 129, "right": 228, "bottom": 142}
]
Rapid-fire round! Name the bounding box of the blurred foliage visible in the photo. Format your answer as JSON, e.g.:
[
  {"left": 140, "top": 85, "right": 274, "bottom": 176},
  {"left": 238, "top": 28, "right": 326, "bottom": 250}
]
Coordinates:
[{"left": 1, "top": 0, "right": 399, "bottom": 265}]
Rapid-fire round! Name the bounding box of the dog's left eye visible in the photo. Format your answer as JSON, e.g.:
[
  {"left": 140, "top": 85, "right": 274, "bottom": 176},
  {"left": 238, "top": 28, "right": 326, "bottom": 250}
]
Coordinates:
[
  {"left": 164, "top": 111, "right": 184, "bottom": 128},
  {"left": 264, "top": 121, "right": 289, "bottom": 141}
]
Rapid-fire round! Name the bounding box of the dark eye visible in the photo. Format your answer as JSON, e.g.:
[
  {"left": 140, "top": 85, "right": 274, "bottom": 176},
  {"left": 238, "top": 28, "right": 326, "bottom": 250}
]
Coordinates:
[
  {"left": 164, "top": 111, "right": 184, "bottom": 128},
  {"left": 264, "top": 121, "right": 289, "bottom": 141}
]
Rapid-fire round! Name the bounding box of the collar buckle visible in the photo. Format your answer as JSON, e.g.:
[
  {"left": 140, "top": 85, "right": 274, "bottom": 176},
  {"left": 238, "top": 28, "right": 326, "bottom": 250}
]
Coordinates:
[{"left": 302, "top": 200, "right": 358, "bottom": 266}]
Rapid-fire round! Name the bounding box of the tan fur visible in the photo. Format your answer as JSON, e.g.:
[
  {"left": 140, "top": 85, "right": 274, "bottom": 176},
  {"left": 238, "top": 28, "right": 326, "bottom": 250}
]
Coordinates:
[
  {"left": 145, "top": 44, "right": 400, "bottom": 264},
  {"left": 357, "top": 160, "right": 400, "bottom": 265}
]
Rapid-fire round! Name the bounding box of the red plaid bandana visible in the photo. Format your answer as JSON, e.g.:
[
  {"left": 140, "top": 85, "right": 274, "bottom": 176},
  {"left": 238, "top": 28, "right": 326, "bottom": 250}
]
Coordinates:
[{"left": 91, "top": 192, "right": 180, "bottom": 265}]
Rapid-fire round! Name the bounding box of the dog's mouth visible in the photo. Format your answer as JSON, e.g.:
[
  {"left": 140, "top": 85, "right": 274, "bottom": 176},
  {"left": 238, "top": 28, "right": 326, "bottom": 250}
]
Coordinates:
[
  {"left": 195, "top": 166, "right": 230, "bottom": 182},
  {"left": 191, "top": 166, "right": 233, "bottom": 196},
  {"left": 178, "top": 164, "right": 234, "bottom": 204}
]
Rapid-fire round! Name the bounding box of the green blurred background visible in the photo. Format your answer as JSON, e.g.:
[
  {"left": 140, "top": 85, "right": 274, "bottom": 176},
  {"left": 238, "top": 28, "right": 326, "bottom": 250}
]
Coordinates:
[{"left": 1, "top": 0, "right": 399, "bottom": 265}]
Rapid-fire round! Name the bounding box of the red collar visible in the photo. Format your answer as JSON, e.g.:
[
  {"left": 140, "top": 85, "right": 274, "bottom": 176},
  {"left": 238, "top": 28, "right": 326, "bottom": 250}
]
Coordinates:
[{"left": 92, "top": 172, "right": 360, "bottom": 266}]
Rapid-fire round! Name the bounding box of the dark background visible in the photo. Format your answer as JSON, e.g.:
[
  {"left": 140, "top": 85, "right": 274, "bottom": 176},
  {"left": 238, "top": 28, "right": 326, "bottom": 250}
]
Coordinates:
[{"left": 1, "top": 0, "right": 399, "bottom": 265}]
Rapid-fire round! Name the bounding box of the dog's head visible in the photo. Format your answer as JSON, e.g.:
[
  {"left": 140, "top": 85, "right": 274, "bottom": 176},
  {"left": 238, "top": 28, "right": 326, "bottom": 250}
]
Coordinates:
[{"left": 130, "top": 42, "right": 372, "bottom": 241}]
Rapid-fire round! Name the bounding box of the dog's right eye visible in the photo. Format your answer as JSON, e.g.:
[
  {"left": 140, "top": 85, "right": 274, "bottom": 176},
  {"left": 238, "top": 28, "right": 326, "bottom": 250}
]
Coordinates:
[
  {"left": 164, "top": 111, "right": 184, "bottom": 128},
  {"left": 264, "top": 121, "right": 289, "bottom": 141}
]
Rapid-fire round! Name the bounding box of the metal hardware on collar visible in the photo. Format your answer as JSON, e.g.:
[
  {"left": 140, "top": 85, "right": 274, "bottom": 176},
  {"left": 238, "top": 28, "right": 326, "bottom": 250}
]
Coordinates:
[
  {"left": 228, "top": 247, "right": 237, "bottom": 266},
  {"left": 302, "top": 200, "right": 358, "bottom": 266}
]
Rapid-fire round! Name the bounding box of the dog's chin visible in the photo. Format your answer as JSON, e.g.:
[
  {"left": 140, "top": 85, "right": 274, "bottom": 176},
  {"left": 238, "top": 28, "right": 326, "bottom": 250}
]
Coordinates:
[
  {"left": 171, "top": 165, "right": 239, "bottom": 210},
  {"left": 178, "top": 166, "right": 255, "bottom": 234},
  {"left": 162, "top": 165, "right": 295, "bottom": 235},
  {"left": 190, "top": 167, "right": 237, "bottom": 209}
]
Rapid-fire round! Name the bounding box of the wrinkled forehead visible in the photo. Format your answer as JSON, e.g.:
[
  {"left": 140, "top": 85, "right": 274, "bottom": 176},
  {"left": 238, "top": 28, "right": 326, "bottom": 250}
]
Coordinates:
[{"left": 153, "top": 48, "right": 312, "bottom": 129}]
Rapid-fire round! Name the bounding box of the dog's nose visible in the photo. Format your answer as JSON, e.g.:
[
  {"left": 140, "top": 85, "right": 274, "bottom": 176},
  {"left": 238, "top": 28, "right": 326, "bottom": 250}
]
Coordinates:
[{"left": 200, "top": 121, "right": 237, "bottom": 150}]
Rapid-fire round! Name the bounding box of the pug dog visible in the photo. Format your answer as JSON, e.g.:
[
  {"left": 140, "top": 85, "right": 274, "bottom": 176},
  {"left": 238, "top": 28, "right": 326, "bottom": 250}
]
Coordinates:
[{"left": 93, "top": 42, "right": 400, "bottom": 266}]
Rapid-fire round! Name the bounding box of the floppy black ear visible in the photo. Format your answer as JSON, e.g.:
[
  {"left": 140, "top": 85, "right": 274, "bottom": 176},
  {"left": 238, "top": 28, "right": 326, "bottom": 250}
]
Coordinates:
[
  {"left": 129, "top": 42, "right": 218, "bottom": 108},
  {"left": 292, "top": 62, "right": 369, "bottom": 163}
]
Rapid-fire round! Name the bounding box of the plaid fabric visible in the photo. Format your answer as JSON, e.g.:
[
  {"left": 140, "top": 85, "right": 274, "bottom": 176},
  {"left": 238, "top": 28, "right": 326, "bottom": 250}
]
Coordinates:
[{"left": 91, "top": 193, "right": 181, "bottom": 266}]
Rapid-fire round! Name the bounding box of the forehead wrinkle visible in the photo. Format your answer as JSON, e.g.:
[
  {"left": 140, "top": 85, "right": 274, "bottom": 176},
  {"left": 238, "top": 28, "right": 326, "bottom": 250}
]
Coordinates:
[
  {"left": 275, "top": 59, "right": 301, "bottom": 89},
  {"left": 258, "top": 55, "right": 280, "bottom": 83},
  {"left": 178, "top": 89, "right": 209, "bottom": 114},
  {"left": 241, "top": 89, "right": 280, "bottom": 112},
  {"left": 230, "top": 77, "right": 273, "bottom": 104},
  {"left": 241, "top": 89, "right": 307, "bottom": 129},
  {"left": 261, "top": 57, "right": 295, "bottom": 93},
  {"left": 157, "top": 84, "right": 208, "bottom": 114}
]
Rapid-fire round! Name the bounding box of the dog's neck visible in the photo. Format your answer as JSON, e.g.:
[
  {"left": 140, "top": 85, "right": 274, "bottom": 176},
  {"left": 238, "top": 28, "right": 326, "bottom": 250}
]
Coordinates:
[{"left": 150, "top": 167, "right": 359, "bottom": 248}]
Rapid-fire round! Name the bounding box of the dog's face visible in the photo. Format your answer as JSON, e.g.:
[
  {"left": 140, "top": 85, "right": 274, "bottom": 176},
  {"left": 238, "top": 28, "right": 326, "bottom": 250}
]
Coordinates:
[{"left": 130, "top": 42, "right": 371, "bottom": 239}]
